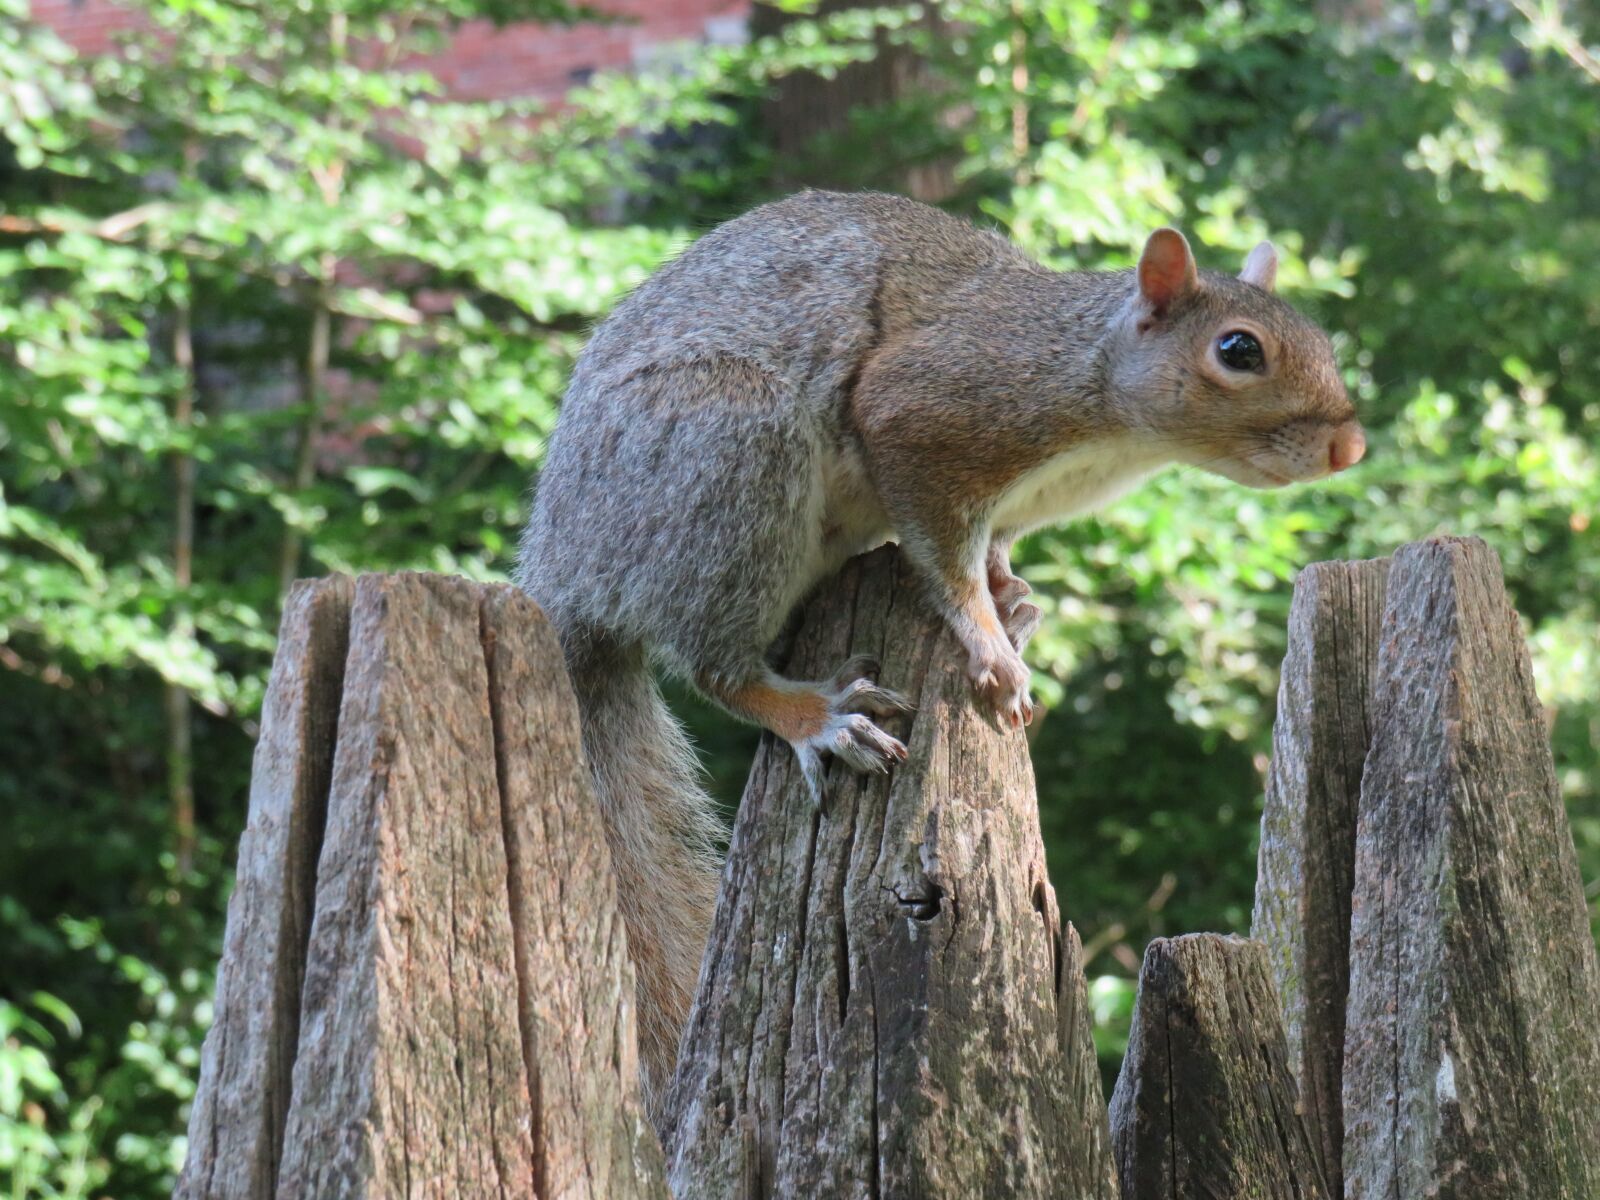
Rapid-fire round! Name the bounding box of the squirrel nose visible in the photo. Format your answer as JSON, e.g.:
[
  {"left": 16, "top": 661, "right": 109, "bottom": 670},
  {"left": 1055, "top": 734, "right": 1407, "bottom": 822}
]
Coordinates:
[{"left": 1328, "top": 423, "right": 1366, "bottom": 473}]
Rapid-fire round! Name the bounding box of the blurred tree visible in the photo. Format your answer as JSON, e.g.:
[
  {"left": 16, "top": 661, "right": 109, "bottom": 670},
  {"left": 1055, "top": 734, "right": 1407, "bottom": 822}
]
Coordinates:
[{"left": 752, "top": 0, "right": 959, "bottom": 199}]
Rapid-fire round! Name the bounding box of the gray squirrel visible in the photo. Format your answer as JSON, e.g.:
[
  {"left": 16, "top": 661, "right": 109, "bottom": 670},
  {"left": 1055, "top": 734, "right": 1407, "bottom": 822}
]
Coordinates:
[{"left": 516, "top": 189, "right": 1365, "bottom": 1113}]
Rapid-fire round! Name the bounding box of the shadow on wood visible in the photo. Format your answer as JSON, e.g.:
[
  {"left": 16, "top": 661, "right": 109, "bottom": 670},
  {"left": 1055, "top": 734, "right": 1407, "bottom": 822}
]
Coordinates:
[
  {"left": 1109, "top": 933, "right": 1330, "bottom": 1200},
  {"left": 661, "top": 546, "right": 1116, "bottom": 1200}
]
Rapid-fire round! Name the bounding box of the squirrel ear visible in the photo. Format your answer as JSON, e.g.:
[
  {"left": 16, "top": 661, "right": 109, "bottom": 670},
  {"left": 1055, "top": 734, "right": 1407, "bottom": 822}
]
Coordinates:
[
  {"left": 1137, "top": 228, "right": 1198, "bottom": 315},
  {"left": 1239, "top": 240, "right": 1278, "bottom": 292}
]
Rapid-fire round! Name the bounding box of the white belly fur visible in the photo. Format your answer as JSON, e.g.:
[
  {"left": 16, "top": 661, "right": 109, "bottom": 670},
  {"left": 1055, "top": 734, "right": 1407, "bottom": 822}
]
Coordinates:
[
  {"left": 991, "top": 437, "right": 1169, "bottom": 535},
  {"left": 806, "top": 437, "right": 891, "bottom": 587}
]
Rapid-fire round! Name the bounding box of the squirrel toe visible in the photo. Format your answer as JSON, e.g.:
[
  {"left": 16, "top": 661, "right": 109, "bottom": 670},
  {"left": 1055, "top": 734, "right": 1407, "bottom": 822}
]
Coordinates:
[
  {"left": 827, "top": 654, "right": 881, "bottom": 689},
  {"left": 829, "top": 713, "right": 908, "bottom": 773},
  {"left": 968, "top": 647, "right": 1034, "bottom": 730},
  {"left": 991, "top": 575, "right": 1032, "bottom": 610},
  {"left": 1002, "top": 600, "right": 1042, "bottom": 652},
  {"left": 834, "top": 675, "right": 915, "bottom": 718}
]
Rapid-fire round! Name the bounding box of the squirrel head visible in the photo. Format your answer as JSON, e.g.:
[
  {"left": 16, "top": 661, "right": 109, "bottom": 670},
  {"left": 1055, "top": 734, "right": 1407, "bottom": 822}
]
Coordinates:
[{"left": 1105, "top": 228, "right": 1365, "bottom": 488}]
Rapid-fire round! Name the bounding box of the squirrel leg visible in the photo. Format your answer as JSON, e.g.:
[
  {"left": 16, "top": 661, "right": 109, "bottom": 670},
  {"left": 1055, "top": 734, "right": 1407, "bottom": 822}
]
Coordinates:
[
  {"left": 985, "top": 537, "right": 1041, "bottom": 653},
  {"left": 895, "top": 527, "right": 1034, "bottom": 729},
  {"left": 949, "top": 575, "right": 1035, "bottom": 729},
  {"left": 703, "top": 661, "right": 912, "bottom": 805}
]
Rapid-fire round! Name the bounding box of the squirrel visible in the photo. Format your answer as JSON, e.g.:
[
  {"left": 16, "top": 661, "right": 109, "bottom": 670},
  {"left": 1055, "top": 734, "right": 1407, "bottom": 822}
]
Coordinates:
[{"left": 515, "top": 189, "right": 1365, "bottom": 1115}]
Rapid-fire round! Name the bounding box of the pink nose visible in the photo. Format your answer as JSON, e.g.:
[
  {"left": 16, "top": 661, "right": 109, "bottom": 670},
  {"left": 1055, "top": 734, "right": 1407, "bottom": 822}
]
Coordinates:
[{"left": 1328, "top": 424, "right": 1366, "bottom": 473}]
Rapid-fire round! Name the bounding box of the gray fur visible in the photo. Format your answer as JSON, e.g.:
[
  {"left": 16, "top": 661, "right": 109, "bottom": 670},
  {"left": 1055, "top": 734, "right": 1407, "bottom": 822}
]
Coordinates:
[{"left": 515, "top": 190, "right": 1361, "bottom": 1112}]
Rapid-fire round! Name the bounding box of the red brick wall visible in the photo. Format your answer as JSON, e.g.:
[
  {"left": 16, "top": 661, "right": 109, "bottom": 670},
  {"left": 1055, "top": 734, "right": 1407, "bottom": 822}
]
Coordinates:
[
  {"left": 29, "top": 0, "right": 142, "bottom": 56},
  {"left": 30, "top": 0, "right": 751, "bottom": 101}
]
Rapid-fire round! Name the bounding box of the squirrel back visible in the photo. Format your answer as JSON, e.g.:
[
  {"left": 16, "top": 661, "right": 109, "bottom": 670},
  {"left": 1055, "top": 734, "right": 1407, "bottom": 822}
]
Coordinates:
[{"left": 569, "top": 190, "right": 1028, "bottom": 410}]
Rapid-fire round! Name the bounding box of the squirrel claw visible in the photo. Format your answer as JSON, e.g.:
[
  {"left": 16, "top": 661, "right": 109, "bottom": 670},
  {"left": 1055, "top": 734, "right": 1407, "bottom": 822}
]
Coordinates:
[
  {"left": 792, "top": 713, "right": 907, "bottom": 807},
  {"left": 830, "top": 713, "right": 908, "bottom": 773},
  {"left": 990, "top": 690, "right": 1034, "bottom": 730},
  {"left": 991, "top": 575, "right": 1032, "bottom": 610},
  {"left": 1006, "top": 695, "right": 1035, "bottom": 729},
  {"left": 824, "top": 654, "right": 914, "bottom": 720},
  {"left": 827, "top": 654, "right": 881, "bottom": 689},
  {"left": 788, "top": 655, "right": 914, "bottom": 804},
  {"left": 968, "top": 647, "right": 1034, "bottom": 730}
]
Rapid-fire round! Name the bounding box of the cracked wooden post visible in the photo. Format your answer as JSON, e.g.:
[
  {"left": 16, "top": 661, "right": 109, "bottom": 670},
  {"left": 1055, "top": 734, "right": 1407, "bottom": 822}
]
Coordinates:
[
  {"left": 1108, "top": 933, "right": 1331, "bottom": 1200},
  {"left": 178, "top": 574, "right": 666, "bottom": 1199},
  {"left": 1342, "top": 537, "right": 1600, "bottom": 1198},
  {"left": 661, "top": 546, "right": 1117, "bottom": 1200},
  {"left": 177, "top": 576, "right": 353, "bottom": 1200},
  {"left": 481, "top": 586, "right": 669, "bottom": 1200},
  {"left": 1250, "top": 557, "right": 1389, "bottom": 1195}
]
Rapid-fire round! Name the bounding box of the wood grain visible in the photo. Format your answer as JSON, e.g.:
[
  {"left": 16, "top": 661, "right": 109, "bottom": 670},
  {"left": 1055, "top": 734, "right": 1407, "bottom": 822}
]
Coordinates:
[
  {"left": 177, "top": 576, "right": 353, "bottom": 1200},
  {"left": 662, "top": 546, "right": 1117, "bottom": 1200},
  {"left": 1252, "top": 556, "right": 1389, "bottom": 1194},
  {"left": 1109, "top": 933, "right": 1330, "bottom": 1200},
  {"left": 480, "top": 585, "right": 668, "bottom": 1200},
  {"left": 274, "top": 574, "right": 537, "bottom": 1198},
  {"left": 1342, "top": 537, "right": 1600, "bottom": 1198}
]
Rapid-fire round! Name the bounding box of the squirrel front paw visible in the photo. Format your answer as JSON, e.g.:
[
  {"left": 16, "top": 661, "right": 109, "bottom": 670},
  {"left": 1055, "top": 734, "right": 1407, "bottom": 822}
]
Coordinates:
[{"left": 968, "top": 645, "right": 1034, "bottom": 730}]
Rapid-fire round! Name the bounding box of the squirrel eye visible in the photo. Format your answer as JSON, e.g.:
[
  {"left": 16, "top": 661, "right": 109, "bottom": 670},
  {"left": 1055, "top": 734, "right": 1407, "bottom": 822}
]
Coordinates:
[{"left": 1216, "top": 330, "right": 1265, "bottom": 372}]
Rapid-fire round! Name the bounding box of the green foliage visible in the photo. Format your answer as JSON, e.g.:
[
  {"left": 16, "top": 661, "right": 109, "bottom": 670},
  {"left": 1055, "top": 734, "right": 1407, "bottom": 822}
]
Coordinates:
[
  {"left": 1, "top": 992, "right": 101, "bottom": 1199},
  {"left": 0, "top": 2, "right": 872, "bottom": 1191},
  {"left": 2, "top": 0, "right": 1597, "bottom": 1190}
]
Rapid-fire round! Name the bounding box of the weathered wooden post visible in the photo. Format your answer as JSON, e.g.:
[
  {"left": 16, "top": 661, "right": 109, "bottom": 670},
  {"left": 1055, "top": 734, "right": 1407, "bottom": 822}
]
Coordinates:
[
  {"left": 1108, "top": 933, "right": 1330, "bottom": 1199},
  {"left": 1251, "top": 557, "right": 1389, "bottom": 1193},
  {"left": 176, "top": 576, "right": 352, "bottom": 1200},
  {"left": 1340, "top": 538, "right": 1600, "bottom": 1197},
  {"left": 1253, "top": 536, "right": 1600, "bottom": 1199},
  {"left": 661, "top": 547, "right": 1117, "bottom": 1199},
  {"left": 177, "top": 574, "right": 666, "bottom": 1200},
  {"left": 178, "top": 534, "right": 1600, "bottom": 1200}
]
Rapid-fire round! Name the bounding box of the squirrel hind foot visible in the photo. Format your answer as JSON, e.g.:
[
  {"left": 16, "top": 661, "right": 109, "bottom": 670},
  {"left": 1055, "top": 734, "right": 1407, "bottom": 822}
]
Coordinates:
[
  {"left": 793, "top": 659, "right": 913, "bottom": 806},
  {"left": 794, "top": 712, "right": 909, "bottom": 807},
  {"left": 832, "top": 675, "right": 916, "bottom": 719},
  {"left": 824, "top": 654, "right": 914, "bottom": 717}
]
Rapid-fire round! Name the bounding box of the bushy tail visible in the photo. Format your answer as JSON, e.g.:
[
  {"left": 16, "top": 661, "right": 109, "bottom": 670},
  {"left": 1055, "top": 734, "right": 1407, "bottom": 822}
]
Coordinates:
[{"left": 564, "top": 637, "right": 723, "bottom": 1117}]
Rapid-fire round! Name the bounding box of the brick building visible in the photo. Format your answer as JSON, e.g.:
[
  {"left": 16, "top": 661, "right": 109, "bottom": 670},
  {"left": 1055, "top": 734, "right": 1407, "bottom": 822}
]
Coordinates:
[{"left": 29, "top": 0, "right": 752, "bottom": 100}]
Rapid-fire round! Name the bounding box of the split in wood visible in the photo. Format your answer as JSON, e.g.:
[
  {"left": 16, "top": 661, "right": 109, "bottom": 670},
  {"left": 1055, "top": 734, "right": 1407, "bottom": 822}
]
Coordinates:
[{"left": 1255, "top": 536, "right": 1600, "bottom": 1200}]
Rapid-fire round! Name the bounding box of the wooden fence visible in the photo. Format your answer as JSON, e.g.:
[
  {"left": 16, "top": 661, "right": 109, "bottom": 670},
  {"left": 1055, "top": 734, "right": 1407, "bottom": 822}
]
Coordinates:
[{"left": 176, "top": 537, "right": 1600, "bottom": 1198}]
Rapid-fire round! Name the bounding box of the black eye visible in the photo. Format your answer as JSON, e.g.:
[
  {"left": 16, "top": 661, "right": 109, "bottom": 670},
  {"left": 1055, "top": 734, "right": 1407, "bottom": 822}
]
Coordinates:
[{"left": 1217, "top": 330, "right": 1265, "bottom": 372}]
